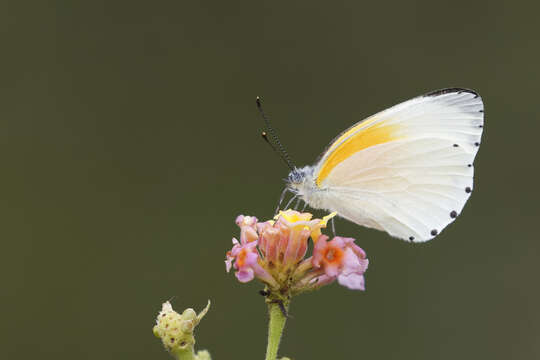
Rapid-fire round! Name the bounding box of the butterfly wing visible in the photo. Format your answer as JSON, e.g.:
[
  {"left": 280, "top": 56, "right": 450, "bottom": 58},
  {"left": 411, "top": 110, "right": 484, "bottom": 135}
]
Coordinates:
[{"left": 313, "top": 88, "right": 484, "bottom": 242}]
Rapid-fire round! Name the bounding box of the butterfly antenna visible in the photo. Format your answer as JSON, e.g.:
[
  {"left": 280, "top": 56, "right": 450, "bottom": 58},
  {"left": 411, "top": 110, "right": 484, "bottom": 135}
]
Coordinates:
[
  {"left": 256, "top": 97, "right": 295, "bottom": 171},
  {"left": 261, "top": 131, "right": 295, "bottom": 171},
  {"left": 261, "top": 131, "right": 283, "bottom": 160}
]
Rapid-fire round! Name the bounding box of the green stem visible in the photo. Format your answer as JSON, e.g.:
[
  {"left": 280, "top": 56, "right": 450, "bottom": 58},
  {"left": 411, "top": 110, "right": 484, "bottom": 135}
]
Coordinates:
[
  {"left": 171, "top": 345, "right": 196, "bottom": 360},
  {"left": 265, "top": 302, "right": 288, "bottom": 360}
]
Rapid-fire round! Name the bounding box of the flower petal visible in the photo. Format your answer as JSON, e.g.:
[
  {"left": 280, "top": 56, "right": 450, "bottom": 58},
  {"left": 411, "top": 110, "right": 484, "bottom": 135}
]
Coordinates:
[
  {"left": 338, "top": 272, "right": 365, "bottom": 290},
  {"left": 235, "top": 267, "right": 255, "bottom": 283},
  {"left": 225, "top": 258, "right": 233, "bottom": 272}
]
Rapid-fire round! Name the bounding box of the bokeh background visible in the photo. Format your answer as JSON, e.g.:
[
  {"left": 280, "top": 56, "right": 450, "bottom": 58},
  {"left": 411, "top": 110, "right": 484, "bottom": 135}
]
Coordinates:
[{"left": 2, "top": 1, "right": 539, "bottom": 359}]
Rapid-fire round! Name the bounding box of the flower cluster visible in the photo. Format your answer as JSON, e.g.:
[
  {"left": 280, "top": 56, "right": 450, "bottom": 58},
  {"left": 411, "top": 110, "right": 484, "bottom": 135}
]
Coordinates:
[{"left": 225, "top": 210, "right": 368, "bottom": 294}]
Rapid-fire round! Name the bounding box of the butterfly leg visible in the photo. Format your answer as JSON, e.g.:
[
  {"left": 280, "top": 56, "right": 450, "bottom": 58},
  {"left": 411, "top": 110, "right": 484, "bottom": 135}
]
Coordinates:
[
  {"left": 293, "top": 197, "right": 303, "bottom": 210},
  {"left": 283, "top": 194, "right": 298, "bottom": 211},
  {"left": 275, "top": 187, "right": 289, "bottom": 215}
]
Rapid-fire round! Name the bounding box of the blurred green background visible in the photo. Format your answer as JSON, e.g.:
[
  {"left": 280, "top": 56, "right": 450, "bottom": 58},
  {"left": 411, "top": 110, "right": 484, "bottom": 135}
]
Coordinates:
[{"left": 2, "top": 1, "right": 539, "bottom": 359}]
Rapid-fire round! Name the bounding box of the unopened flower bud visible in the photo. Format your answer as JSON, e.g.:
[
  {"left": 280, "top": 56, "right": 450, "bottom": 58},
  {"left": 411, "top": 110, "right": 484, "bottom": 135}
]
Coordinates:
[
  {"left": 196, "top": 350, "right": 211, "bottom": 360},
  {"left": 153, "top": 300, "right": 211, "bottom": 360},
  {"left": 182, "top": 308, "right": 197, "bottom": 321},
  {"left": 181, "top": 319, "right": 195, "bottom": 333}
]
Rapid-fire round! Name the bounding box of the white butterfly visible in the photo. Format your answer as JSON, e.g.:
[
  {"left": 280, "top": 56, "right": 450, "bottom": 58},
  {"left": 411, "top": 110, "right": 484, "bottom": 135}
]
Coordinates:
[{"left": 282, "top": 88, "right": 484, "bottom": 242}]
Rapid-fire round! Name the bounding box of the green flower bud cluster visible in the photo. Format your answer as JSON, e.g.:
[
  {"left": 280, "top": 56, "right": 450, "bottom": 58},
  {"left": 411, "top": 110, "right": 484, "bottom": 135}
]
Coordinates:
[{"left": 153, "top": 300, "right": 211, "bottom": 360}]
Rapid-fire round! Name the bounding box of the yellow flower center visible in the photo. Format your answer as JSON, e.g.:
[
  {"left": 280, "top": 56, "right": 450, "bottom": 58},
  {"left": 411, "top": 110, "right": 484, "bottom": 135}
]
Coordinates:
[{"left": 276, "top": 209, "right": 313, "bottom": 223}]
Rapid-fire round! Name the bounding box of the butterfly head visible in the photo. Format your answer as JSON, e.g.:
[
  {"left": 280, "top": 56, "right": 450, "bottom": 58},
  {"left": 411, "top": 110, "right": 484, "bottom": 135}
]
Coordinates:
[
  {"left": 287, "top": 167, "right": 309, "bottom": 186},
  {"left": 286, "top": 166, "right": 323, "bottom": 208}
]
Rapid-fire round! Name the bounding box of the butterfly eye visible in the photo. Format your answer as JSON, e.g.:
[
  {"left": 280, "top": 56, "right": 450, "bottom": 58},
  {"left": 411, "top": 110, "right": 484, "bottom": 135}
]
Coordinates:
[
  {"left": 287, "top": 167, "right": 313, "bottom": 185},
  {"left": 287, "top": 169, "right": 303, "bottom": 184},
  {"left": 287, "top": 171, "right": 299, "bottom": 183}
]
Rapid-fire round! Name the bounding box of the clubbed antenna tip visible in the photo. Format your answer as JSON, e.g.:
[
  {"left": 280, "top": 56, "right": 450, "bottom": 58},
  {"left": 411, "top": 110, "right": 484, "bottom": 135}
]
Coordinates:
[{"left": 256, "top": 97, "right": 295, "bottom": 171}]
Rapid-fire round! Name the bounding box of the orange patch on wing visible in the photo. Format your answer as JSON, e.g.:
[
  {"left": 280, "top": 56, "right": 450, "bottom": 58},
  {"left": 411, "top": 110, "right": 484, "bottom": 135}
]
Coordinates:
[
  {"left": 316, "top": 121, "right": 400, "bottom": 186},
  {"left": 326, "top": 117, "right": 380, "bottom": 154}
]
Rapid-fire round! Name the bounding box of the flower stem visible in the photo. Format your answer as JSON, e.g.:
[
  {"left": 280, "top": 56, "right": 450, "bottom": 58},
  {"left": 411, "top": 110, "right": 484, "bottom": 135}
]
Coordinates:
[
  {"left": 171, "top": 346, "right": 196, "bottom": 360},
  {"left": 265, "top": 301, "right": 289, "bottom": 360}
]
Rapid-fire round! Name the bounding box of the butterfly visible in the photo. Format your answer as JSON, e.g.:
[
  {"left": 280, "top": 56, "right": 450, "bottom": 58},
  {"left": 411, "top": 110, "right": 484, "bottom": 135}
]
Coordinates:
[{"left": 260, "top": 88, "right": 484, "bottom": 242}]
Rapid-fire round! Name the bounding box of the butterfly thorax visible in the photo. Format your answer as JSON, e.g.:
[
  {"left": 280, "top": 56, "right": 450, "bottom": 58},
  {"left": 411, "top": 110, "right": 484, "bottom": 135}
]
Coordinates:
[{"left": 286, "top": 166, "right": 326, "bottom": 209}]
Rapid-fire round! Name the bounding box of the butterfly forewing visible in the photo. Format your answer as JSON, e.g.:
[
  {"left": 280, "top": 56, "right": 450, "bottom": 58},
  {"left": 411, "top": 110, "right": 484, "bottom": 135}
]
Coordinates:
[{"left": 313, "top": 88, "right": 483, "bottom": 242}]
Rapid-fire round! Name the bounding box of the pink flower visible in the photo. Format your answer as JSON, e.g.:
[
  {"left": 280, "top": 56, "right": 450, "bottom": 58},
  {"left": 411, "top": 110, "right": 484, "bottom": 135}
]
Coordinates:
[
  {"left": 312, "top": 236, "right": 369, "bottom": 290},
  {"left": 225, "top": 238, "right": 277, "bottom": 286},
  {"left": 235, "top": 215, "right": 259, "bottom": 243},
  {"left": 225, "top": 210, "right": 369, "bottom": 294}
]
